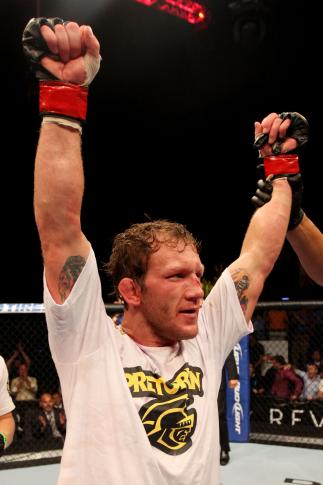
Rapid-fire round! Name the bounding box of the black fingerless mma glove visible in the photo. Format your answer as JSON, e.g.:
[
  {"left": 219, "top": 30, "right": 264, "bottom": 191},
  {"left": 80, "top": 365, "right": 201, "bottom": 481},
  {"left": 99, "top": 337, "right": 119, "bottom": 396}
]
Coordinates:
[
  {"left": 251, "top": 165, "right": 304, "bottom": 231},
  {"left": 252, "top": 111, "right": 308, "bottom": 230},
  {"left": 22, "top": 17, "right": 65, "bottom": 80},
  {"left": 286, "top": 173, "right": 304, "bottom": 230},
  {"left": 254, "top": 112, "right": 309, "bottom": 154},
  {"left": 22, "top": 17, "right": 88, "bottom": 124}
]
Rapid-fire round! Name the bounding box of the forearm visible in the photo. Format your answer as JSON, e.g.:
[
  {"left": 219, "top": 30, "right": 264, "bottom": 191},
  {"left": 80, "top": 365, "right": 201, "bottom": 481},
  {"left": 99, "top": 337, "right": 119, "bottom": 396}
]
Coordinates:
[
  {"left": 287, "top": 214, "right": 323, "bottom": 286},
  {"left": 33, "top": 420, "right": 46, "bottom": 437},
  {"left": 0, "top": 413, "right": 15, "bottom": 447},
  {"left": 27, "top": 378, "right": 37, "bottom": 392},
  {"left": 241, "top": 179, "right": 291, "bottom": 276},
  {"left": 5, "top": 354, "right": 16, "bottom": 369},
  {"left": 230, "top": 179, "right": 291, "bottom": 321},
  {"left": 292, "top": 377, "right": 303, "bottom": 397},
  {"left": 20, "top": 350, "right": 31, "bottom": 368},
  {"left": 34, "top": 123, "right": 84, "bottom": 244}
]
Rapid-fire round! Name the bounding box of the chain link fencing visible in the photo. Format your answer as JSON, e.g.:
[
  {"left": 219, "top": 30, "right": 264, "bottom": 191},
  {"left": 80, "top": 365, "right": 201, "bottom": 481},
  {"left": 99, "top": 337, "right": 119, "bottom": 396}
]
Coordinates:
[{"left": 0, "top": 301, "right": 322, "bottom": 469}]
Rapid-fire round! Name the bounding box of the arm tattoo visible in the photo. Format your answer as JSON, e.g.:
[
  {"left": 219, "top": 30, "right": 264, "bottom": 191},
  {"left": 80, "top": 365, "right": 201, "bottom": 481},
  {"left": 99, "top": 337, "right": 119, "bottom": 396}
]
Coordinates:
[
  {"left": 231, "top": 268, "right": 249, "bottom": 315},
  {"left": 58, "top": 256, "right": 86, "bottom": 302}
]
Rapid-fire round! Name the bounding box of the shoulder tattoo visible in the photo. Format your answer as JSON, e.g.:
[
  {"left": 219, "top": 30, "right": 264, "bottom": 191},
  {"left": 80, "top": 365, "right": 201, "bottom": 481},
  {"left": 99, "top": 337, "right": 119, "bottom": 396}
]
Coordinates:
[
  {"left": 58, "top": 256, "right": 86, "bottom": 302},
  {"left": 230, "top": 268, "right": 249, "bottom": 315}
]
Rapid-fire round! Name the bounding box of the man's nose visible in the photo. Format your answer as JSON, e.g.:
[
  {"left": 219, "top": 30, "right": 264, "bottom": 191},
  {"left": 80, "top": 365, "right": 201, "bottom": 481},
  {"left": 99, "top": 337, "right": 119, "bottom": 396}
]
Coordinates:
[{"left": 186, "top": 278, "right": 204, "bottom": 300}]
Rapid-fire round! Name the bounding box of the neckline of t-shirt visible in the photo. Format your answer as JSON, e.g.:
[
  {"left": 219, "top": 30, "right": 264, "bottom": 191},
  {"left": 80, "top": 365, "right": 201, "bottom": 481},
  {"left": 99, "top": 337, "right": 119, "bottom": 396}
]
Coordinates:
[{"left": 137, "top": 342, "right": 181, "bottom": 361}]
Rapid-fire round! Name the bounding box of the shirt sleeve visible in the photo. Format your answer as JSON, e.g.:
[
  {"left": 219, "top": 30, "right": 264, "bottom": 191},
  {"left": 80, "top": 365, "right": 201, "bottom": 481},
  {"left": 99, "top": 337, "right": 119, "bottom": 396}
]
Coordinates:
[
  {"left": 286, "top": 369, "right": 303, "bottom": 396},
  {"left": 44, "top": 248, "right": 110, "bottom": 363},
  {"left": 295, "top": 369, "right": 305, "bottom": 378},
  {"left": 198, "top": 268, "right": 253, "bottom": 368}
]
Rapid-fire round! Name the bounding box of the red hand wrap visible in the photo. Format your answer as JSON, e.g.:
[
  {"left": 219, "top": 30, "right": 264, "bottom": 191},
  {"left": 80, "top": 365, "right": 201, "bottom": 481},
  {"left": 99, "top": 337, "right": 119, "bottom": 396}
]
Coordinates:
[
  {"left": 263, "top": 154, "right": 299, "bottom": 178},
  {"left": 39, "top": 81, "right": 88, "bottom": 121}
]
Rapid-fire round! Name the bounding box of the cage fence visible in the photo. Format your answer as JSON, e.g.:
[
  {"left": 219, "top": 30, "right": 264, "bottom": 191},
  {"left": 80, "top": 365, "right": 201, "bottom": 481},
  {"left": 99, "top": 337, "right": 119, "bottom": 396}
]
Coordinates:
[{"left": 0, "top": 301, "right": 322, "bottom": 469}]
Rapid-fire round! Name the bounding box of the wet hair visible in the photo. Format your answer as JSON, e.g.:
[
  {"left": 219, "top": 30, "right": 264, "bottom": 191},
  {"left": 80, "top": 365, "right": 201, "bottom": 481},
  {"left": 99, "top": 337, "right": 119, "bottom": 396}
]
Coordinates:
[{"left": 105, "top": 220, "right": 200, "bottom": 303}]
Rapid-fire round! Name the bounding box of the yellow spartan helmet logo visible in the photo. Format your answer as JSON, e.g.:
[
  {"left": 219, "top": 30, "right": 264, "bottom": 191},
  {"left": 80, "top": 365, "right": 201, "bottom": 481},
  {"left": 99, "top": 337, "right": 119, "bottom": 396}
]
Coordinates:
[{"left": 140, "top": 393, "right": 196, "bottom": 455}]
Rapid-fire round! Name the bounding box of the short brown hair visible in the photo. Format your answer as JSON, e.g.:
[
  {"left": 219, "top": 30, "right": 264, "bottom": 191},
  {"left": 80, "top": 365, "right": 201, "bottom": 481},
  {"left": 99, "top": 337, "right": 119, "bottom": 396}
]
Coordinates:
[{"left": 105, "top": 220, "right": 200, "bottom": 298}]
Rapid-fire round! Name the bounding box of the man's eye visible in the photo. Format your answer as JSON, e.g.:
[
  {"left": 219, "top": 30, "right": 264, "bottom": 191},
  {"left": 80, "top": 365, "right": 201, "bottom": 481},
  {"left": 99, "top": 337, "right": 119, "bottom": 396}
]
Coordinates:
[{"left": 167, "top": 274, "right": 183, "bottom": 279}]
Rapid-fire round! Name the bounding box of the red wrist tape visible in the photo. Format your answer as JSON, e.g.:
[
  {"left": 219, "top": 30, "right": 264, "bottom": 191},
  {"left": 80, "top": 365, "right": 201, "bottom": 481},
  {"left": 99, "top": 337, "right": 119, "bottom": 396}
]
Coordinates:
[
  {"left": 263, "top": 154, "right": 299, "bottom": 178},
  {"left": 39, "top": 81, "right": 88, "bottom": 121}
]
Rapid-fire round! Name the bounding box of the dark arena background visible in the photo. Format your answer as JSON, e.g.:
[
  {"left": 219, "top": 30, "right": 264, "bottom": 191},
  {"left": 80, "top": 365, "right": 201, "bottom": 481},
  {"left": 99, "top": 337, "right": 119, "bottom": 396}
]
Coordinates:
[
  {"left": 1, "top": 0, "right": 323, "bottom": 303},
  {"left": 1, "top": 0, "right": 323, "bottom": 480}
]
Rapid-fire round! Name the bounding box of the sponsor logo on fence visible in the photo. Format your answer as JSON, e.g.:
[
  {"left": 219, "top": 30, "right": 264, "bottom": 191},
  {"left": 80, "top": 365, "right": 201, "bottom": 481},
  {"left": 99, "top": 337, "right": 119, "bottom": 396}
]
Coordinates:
[{"left": 0, "top": 303, "right": 45, "bottom": 313}]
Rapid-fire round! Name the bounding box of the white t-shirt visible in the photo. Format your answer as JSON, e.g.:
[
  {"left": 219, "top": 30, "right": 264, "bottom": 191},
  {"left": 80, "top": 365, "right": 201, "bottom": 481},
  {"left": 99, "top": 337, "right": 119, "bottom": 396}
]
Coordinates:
[
  {"left": 44, "top": 248, "right": 252, "bottom": 485},
  {"left": 0, "top": 356, "right": 15, "bottom": 416}
]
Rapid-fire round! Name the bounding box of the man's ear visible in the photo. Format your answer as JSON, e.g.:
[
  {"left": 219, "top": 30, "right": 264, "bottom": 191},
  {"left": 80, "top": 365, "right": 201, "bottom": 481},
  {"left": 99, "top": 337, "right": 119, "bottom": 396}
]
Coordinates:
[{"left": 118, "top": 278, "right": 141, "bottom": 307}]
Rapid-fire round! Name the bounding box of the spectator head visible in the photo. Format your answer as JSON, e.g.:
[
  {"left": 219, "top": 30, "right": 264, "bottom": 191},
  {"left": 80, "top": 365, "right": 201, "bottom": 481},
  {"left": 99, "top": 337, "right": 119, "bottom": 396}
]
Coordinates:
[
  {"left": 18, "top": 363, "right": 28, "bottom": 377},
  {"left": 39, "top": 393, "right": 55, "bottom": 413},
  {"left": 52, "top": 392, "right": 63, "bottom": 407},
  {"left": 272, "top": 355, "right": 286, "bottom": 369},
  {"left": 306, "top": 362, "right": 319, "bottom": 378}
]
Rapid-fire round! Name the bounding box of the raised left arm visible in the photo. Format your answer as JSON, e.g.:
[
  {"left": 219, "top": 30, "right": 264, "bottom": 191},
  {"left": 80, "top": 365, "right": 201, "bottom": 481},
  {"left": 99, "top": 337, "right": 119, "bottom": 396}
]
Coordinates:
[{"left": 228, "top": 178, "right": 291, "bottom": 322}]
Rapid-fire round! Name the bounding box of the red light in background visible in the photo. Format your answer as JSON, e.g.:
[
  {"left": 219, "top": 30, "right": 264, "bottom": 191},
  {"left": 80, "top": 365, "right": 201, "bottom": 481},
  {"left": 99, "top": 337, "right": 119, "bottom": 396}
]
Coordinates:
[
  {"left": 134, "top": 0, "right": 209, "bottom": 26},
  {"left": 135, "top": 0, "right": 159, "bottom": 5}
]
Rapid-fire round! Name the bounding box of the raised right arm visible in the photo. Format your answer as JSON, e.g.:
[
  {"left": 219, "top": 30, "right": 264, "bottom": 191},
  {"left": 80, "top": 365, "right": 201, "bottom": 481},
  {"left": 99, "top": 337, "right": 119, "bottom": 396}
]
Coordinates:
[
  {"left": 23, "top": 19, "right": 101, "bottom": 303},
  {"left": 34, "top": 122, "right": 90, "bottom": 303}
]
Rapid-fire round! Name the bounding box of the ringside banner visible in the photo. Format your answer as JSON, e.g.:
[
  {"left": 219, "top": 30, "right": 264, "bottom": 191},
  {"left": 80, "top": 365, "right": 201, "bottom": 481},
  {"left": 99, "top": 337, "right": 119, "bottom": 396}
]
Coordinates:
[{"left": 226, "top": 336, "right": 250, "bottom": 442}]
